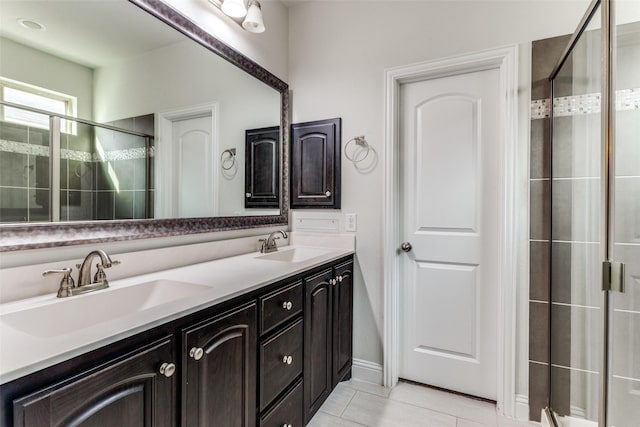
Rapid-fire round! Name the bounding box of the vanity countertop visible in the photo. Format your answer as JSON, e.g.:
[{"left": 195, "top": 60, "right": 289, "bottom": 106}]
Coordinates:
[{"left": 0, "top": 239, "right": 354, "bottom": 385}]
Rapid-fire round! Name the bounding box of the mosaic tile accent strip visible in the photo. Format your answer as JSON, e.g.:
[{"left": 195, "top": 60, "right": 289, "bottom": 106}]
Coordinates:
[
  {"left": 102, "top": 147, "right": 150, "bottom": 161},
  {"left": 0, "top": 140, "right": 150, "bottom": 161},
  {"left": 531, "top": 87, "right": 640, "bottom": 120},
  {"left": 0, "top": 140, "right": 49, "bottom": 157},
  {"left": 61, "top": 148, "right": 92, "bottom": 162},
  {"left": 531, "top": 99, "right": 551, "bottom": 119}
]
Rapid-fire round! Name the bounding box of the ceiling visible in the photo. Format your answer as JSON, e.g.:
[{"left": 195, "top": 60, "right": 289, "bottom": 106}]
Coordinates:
[{"left": 0, "top": 0, "right": 186, "bottom": 69}]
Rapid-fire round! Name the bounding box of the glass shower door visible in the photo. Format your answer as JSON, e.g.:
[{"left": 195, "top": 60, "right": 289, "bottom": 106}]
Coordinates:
[
  {"left": 608, "top": 7, "right": 640, "bottom": 426},
  {"left": 550, "top": 4, "right": 603, "bottom": 425}
]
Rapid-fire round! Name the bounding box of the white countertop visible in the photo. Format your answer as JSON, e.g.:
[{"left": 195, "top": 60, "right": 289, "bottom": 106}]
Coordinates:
[{"left": 0, "top": 241, "right": 354, "bottom": 385}]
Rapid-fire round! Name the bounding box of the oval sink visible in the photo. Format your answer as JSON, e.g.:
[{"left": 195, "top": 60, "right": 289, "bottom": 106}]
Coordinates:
[
  {"left": 256, "top": 247, "right": 331, "bottom": 263},
  {"left": 1, "top": 279, "right": 211, "bottom": 337}
]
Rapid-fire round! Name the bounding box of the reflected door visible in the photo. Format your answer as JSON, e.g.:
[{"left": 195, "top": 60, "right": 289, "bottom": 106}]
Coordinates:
[{"left": 172, "top": 114, "right": 215, "bottom": 217}]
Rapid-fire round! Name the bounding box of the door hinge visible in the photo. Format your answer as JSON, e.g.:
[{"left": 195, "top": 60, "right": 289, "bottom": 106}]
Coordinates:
[{"left": 602, "top": 261, "right": 625, "bottom": 293}]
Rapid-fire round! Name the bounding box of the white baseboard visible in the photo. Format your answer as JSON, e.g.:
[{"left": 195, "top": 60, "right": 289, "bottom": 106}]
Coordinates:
[
  {"left": 352, "top": 358, "right": 383, "bottom": 385},
  {"left": 515, "top": 394, "right": 530, "bottom": 421}
]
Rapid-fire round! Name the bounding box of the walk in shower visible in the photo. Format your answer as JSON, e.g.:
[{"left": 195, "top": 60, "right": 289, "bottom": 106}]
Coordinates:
[
  {"left": 0, "top": 102, "right": 153, "bottom": 223},
  {"left": 548, "top": 0, "right": 639, "bottom": 425}
]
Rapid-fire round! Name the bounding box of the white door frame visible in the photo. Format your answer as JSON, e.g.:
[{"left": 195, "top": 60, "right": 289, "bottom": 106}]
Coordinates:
[
  {"left": 156, "top": 103, "right": 219, "bottom": 217},
  {"left": 383, "top": 45, "right": 519, "bottom": 415}
]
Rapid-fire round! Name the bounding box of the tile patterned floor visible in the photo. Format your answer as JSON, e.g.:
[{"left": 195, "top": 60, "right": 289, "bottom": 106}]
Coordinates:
[{"left": 308, "top": 380, "right": 540, "bottom": 427}]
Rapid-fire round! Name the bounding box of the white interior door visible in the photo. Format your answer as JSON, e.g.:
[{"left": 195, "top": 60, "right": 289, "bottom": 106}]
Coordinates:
[
  {"left": 172, "top": 114, "right": 214, "bottom": 217},
  {"left": 399, "top": 68, "right": 500, "bottom": 400}
]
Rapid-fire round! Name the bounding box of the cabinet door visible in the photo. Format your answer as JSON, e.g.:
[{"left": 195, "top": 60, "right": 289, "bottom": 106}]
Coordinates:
[
  {"left": 182, "top": 303, "right": 257, "bottom": 427},
  {"left": 13, "top": 338, "right": 175, "bottom": 427},
  {"left": 290, "top": 118, "right": 341, "bottom": 209},
  {"left": 303, "top": 269, "right": 333, "bottom": 423},
  {"left": 245, "top": 126, "right": 280, "bottom": 209},
  {"left": 332, "top": 260, "right": 354, "bottom": 387}
]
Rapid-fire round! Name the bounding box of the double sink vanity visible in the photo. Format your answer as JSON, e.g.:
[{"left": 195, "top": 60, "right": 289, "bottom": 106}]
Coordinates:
[{"left": 0, "top": 234, "right": 355, "bottom": 427}]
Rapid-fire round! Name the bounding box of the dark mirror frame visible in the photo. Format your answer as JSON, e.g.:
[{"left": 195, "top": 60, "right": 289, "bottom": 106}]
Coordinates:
[{"left": 0, "top": 0, "right": 289, "bottom": 252}]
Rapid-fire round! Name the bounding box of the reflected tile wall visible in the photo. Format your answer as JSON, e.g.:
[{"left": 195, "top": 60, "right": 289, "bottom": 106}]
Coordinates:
[{"left": 0, "top": 114, "right": 153, "bottom": 223}]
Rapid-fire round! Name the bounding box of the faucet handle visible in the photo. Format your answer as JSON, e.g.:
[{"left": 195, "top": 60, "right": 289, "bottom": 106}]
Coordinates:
[{"left": 43, "top": 268, "right": 75, "bottom": 298}]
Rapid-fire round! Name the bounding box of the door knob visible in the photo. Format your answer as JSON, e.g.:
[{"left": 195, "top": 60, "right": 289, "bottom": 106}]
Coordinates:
[{"left": 400, "top": 242, "right": 412, "bottom": 252}]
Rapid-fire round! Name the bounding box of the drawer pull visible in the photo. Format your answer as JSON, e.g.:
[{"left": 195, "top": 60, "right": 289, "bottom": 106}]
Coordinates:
[
  {"left": 282, "top": 301, "right": 293, "bottom": 310},
  {"left": 159, "top": 362, "right": 176, "bottom": 377},
  {"left": 282, "top": 355, "right": 293, "bottom": 365},
  {"left": 189, "top": 347, "right": 204, "bottom": 361}
]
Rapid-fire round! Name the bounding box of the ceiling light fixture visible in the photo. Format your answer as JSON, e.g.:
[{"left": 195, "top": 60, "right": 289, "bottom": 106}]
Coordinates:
[
  {"left": 242, "top": 1, "right": 265, "bottom": 34},
  {"left": 210, "top": 0, "right": 266, "bottom": 34},
  {"left": 221, "top": 0, "right": 247, "bottom": 19}
]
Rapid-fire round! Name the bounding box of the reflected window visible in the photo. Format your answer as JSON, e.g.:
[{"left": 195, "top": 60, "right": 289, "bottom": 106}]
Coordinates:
[{"left": 0, "top": 77, "right": 76, "bottom": 134}]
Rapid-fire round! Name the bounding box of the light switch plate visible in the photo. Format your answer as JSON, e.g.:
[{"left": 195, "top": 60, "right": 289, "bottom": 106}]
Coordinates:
[{"left": 345, "top": 213, "right": 357, "bottom": 232}]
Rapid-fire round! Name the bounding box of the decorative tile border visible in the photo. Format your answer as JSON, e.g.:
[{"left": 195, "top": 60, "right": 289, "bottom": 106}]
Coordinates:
[
  {"left": 0, "top": 140, "right": 150, "bottom": 162},
  {"left": 531, "top": 88, "right": 640, "bottom": 119}
]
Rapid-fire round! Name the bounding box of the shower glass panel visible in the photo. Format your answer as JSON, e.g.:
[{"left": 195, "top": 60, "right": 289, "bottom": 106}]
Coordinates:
[
  {"left": 0, "top": 103, "right": 152, "bottom": 223},
  {"left": 550, "top": 5, "right": 603, "bottom": 425},
  {"left": 0, "top": 113, "right": 51, "bottom": 223},
  {"left": 608, "top": 8, "right": 640, "bottom": 427}
]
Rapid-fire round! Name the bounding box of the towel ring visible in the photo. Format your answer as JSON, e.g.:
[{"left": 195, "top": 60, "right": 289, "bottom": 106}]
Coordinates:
[
  {"left": 220, "top": 148, "right": 237, "bottom": 170},
  {"left": 344, "top": 136, "right": 370, "bottom": 163}
]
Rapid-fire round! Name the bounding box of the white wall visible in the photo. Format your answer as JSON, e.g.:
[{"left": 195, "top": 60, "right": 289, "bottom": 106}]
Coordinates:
[
  {"left": 287, "top": 0, "right": 590, "bottom": 414},
  {"left": 0, "top": 37, "right": 93, "bottom": 120},
  {"left": 162, "top": 0, "right": 289, "bottom": 81},
  {"left": 93, "top": 39, "right": 280, "bottom": 216}
]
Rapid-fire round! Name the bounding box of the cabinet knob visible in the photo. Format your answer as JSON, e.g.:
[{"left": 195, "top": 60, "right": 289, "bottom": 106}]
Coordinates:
[
  {"left": 282, "top": 424, "right": 293, "bottom": 427},
  {"left": 282, "top": 301, "right": 293, "bottom": 310},
  {"left": 159, "top": 362, "right": 176, "bottom": 377},
  {"left": 338, "top": 275, "right": 343, "bottom": 283},
  {"left": 330, "top": 278, "right": 336, "bottom": 286},
  {"left": 282, "top": 355, "right": 293, "bottom": 365},
  {"left": 325, "top": 191, "right": 331, "bottom": 197},
  {"left": 189, "top": 347, "right": 204, "bottom": 361},
  {"left": 246, "top": 192, "right": 252, "bottom": 198}
]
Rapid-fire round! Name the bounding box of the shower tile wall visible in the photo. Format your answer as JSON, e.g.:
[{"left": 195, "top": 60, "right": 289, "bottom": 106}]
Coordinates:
[
  {"left": 97, "top": 114, "right": 154, "bottom": 220},
  {"left": 529, "top": 34, "right": 570, "bottom": 422},
  {"left": 0, "top": 121, "right": 50, "bottom": 222},
  {"left": 0, "top": 113, "right": 154, "bottom": 223}
]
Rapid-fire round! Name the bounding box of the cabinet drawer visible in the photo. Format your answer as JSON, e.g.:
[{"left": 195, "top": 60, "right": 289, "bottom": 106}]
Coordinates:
[
  {"left": 260, "top": 318, "right": 303, "bottom": 410},
  {"left": 260, "top": 380, "right": 303, "bottom": 427},
  {"left": 260, "top": 281, "right": 302, "bottom": 335}
]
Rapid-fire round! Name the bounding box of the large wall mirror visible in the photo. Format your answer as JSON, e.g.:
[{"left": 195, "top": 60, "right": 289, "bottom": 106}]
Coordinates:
[{"left": 0, "top": 0, "right": 289, "bottom": 250}]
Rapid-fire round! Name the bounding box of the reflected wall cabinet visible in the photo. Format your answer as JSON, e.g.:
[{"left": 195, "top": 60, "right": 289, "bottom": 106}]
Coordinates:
[
  {"left": 245, "top": 126, "right": 280, "bottom": 209},
  {"left": 290, "top": 118, "right": 341, "bottom": 209}
]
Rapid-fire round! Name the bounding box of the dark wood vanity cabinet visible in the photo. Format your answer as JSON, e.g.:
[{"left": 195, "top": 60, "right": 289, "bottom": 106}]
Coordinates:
[
  {"left": 1, "top": 255, "right": 353, "bottom": 427},
  {"left": 304, "top": 259, "right": 354, "bottom": 423},
  {"left": 245, "top": 126, "right": 280, "bottom": 209},
  {"left": 12, "top": 337, "right": 175, "bottom": 427},
  {"left": 290, "top": 118, "right": 341, "bottom": 209},
  {"left": 182, "top": 303, "right": 257, "bottom": 427}
]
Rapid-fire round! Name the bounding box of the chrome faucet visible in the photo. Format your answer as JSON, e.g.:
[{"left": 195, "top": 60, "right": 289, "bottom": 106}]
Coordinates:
[
  {"left": 76, "top": 250, "right": 120, "bottom": 289},
  {"left": 43, "top": 250, "right": 120, "bottom": 298},
  {"left": 260, "top": 230, "right": 288, "bottom": 253}
]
